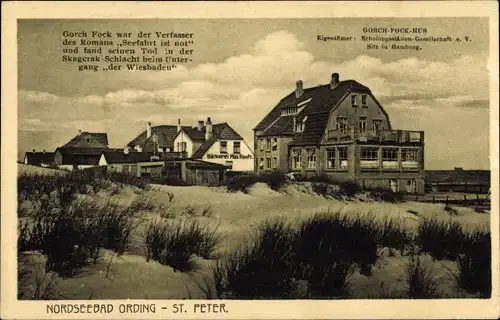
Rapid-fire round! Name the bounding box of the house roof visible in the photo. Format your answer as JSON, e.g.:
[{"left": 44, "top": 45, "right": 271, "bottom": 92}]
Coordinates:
[
  {"left": 102, "top": 151, "right": 152, "bottom": 164},
  {"left": 127, "top": 125, "right": 191, "bottom": 149},
  {"left": 182, "top": 127, "right": 206, "bottom": 141},
  {"left": 254, "top": 80, "right": 371, "bottom": 145},
  {"left": 425, "top": 169, "right": 490, "bottom": 185},
  {"left": 192, "top": 137, "right": 217, "bottom": 158},
  {"left": 62, "top": 132, "right": 109, "bottom": 148},
  {"left": 24, "top": 152, "right": 54, "bottom": 165}
]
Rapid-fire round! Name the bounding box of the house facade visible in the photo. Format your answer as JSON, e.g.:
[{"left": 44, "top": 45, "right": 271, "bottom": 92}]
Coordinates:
[
  {"left": 23, "top": 150, "right": 54, "bottom": 167},
  {"left": 254, "top": 73, "right": 425, "bottom": 193}
]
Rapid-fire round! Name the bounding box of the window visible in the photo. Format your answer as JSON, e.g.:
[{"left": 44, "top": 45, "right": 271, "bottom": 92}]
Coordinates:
[
  {"left": 389, "top": 179, "right": 399, "bottom": 193},
  {"left": 326, "top": 149, "right": 336, "bottom": 169},
  {"left": 402, "top": 149, "right": 419, "bottom": 169},
  {"left": 382, "top": 148, "right": 398, "bottom": 161},
  {"left": 272, "top": 157, "right": 278, "bottom": 169},
  {"left": 225, "top": 161, "right": 233, "bottom": 170},
  {"left": 382, "top": 148, "right": 399, "bottom": 170},
  {"left": 406, "top": 180, "right": 417, "bottom": 193},
  {"left": 361, "top": 95, "right": 367, "bottom": 106},
  {"left": 336, "top": 117, "right": 348, "bottom": 135},
  {"left": 266, "top": 158, "right": 272, "bottom": 169},
  {"left": 266, "top": 139, "right": 271, "bottom": 150},
  {"left": 360, "top": 147, "right": 379, "bottom": 169},
  {"left": 373, "top": 120, "right": 383, "bottom": 134},
  {"left": 233, "top": 141, "right": 241, "bottom": 154},
  {"left": 272, "top": 138, "right": 278, "bottom": 151},
  {"left": 359, "top": 116, "right": 367, "bottom": 134},
  {"left": 87, "top": 139, "right": 92, "bottom": 143},
  {"left": 259, "top": 158, "right": 264, "bottom": 169},
  {"left": 259, "top": 139, "right": 265, "bottom": 150},
  {"left": 351, "top": 94, "right": 357, "bottom": 107},
  {"left": 177, "top": 142, "right": 187, "bottom": 152},
  {"left": 338, "top": 147, "right": 348, "bottom": 170},
  {"left": 306, "top": 148, "right": 316, "bottom": 169},
  {"left": 219, "top": 141, "right": 228, "bottom": 153},
  {"left": 291, "top": 149, "right": 302, "bottom": 170}
]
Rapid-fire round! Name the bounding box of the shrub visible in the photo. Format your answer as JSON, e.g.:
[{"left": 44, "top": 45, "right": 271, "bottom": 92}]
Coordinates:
[
  {"left": 226, "top": 174, "right": 258, "bottom": 193},
  {"left": 405, "top": 255, "right": 438, "bottom": 298},
  {"left": 369, "top": 187, "right": 403, "bottom": 203},
  {"left": 200, "top": 205, "right": 213, "bottom": 218},
  {"left": 144, "top": 219, "right": 221, "bottom": 272},
  {"left": 375, "top": 217, "right": 412, "bottom": 254},
  {"left": 210, "top": 215, "right": 360, "bottom": 299},
  {"left": 209, "top": 218, "right": 297, "bottom": 299},
  {"left": 129, "top": 197, "right": 157, "bottom": 212},
  {"left": 260, "top": 171, "right": 288, "bottom": 191},
  {"left": 451, "top": 229, "right": 491, "bottom": 297},
  {"left": 98, "top": 200, "right": 146, "bottom": 255},
  {"left": 416, "top": 217, "right": 467, "bottom": 260},
  {"left": 18, "top": 196, "right": 144, "bottom": 277},
  {"left": 104, "top": 172, "right": 149, "bottom": 189},
  {"left": 302, "top": 175, "right": 359, "bottom": 197},
  {"left": 296, "top": 212, "right": 378, "bottom": 276}
]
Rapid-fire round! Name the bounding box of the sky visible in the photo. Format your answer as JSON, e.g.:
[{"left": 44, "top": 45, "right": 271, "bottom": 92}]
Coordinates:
[{"left": 17, "top": 18, "right": 491, "bottom": 169}]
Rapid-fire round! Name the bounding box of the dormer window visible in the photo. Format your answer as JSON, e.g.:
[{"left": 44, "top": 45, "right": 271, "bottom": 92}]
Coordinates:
[
  {"left": 295, "top": 116, "right": 307, "bottom": 133},
  {"left": 281, "top": 98, "right": 312, "bottom": 116}
]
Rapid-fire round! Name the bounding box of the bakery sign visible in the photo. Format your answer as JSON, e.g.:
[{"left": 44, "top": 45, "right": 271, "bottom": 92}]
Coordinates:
[{"left": 206, "top": 153, "right": 253, "bottom": 160}]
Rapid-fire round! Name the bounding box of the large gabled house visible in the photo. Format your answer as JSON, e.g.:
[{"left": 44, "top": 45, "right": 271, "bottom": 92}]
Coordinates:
[{"left": 253, "top": 72, "right": 425, "bottom": 193}]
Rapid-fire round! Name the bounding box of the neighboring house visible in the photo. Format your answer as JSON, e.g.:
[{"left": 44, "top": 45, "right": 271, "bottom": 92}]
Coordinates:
[
  {"left": 253, "top": 73, "right": 425, "bottom": 193},
  {"left": 54, "top": 147, "right": 108, "bottom": 171},
  {"left": 102, "top": 149, "right": 185, "bottom": 175},
  {"left": 128, "top": 119, "right": 254, "bottom": 172},
  {"left": 23, "top": 150, "right": 54, "bottom": 167},
  {"left": 101, "top": 150, "right": 152, "bottom": 173},
  {"left": 180, "top": 117, "right": 254, "bottom": 172},
  {"left": 62, "top": 131, "right": 109, "bottom": 148},
  {"left": 425, "top": 168, "right": 490, "bottom": 193}
]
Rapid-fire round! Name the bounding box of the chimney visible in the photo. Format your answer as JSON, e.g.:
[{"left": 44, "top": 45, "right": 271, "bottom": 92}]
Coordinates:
[
  {"left": 78, "top": 129, "right": 82, "bottom": 135},
  {"left": 295, "top": 80, "right": 304, "bottom": 98},
  {"left": 146, "top": 122, "right": 152, "bottom": 139},
  {"left": 330, "top": 73, "right": 340, "bottom": 89},
  {"left": 197, "top": 120, "right": 204, "bottom": 131},
  {"left": 124, "top": 147, "right": 130, "bottom": 155},
  {"left": 43, "top": 149, "right": 46, "bottom": 154},
  {"left": 32, "top": 149, "right": 35, "bottom": 153},
  {"left": 205, "top": 117, "right": 213, "bottom": 140},
  {"left": 177, "top": 119, "right": 181, "bottom": 133}
]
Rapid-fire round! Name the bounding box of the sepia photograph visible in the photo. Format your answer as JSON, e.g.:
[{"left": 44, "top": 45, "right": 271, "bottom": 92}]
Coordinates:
[{"left": 2, "top": 1, "right": 499, "bottom": 319}]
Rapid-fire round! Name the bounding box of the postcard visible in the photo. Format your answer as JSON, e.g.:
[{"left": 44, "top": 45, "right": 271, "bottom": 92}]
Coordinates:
[{"left": 1, "top": 1, "right": 499, "bottom": 319}]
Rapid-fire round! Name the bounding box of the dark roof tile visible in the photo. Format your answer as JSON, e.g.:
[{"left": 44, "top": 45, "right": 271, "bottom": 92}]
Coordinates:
[
  {"left": 62, "top": 132, "right": 108, "bottom": 148},
  {"left": 254, "top": 80, "right": 370, "bottom": 145}
]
